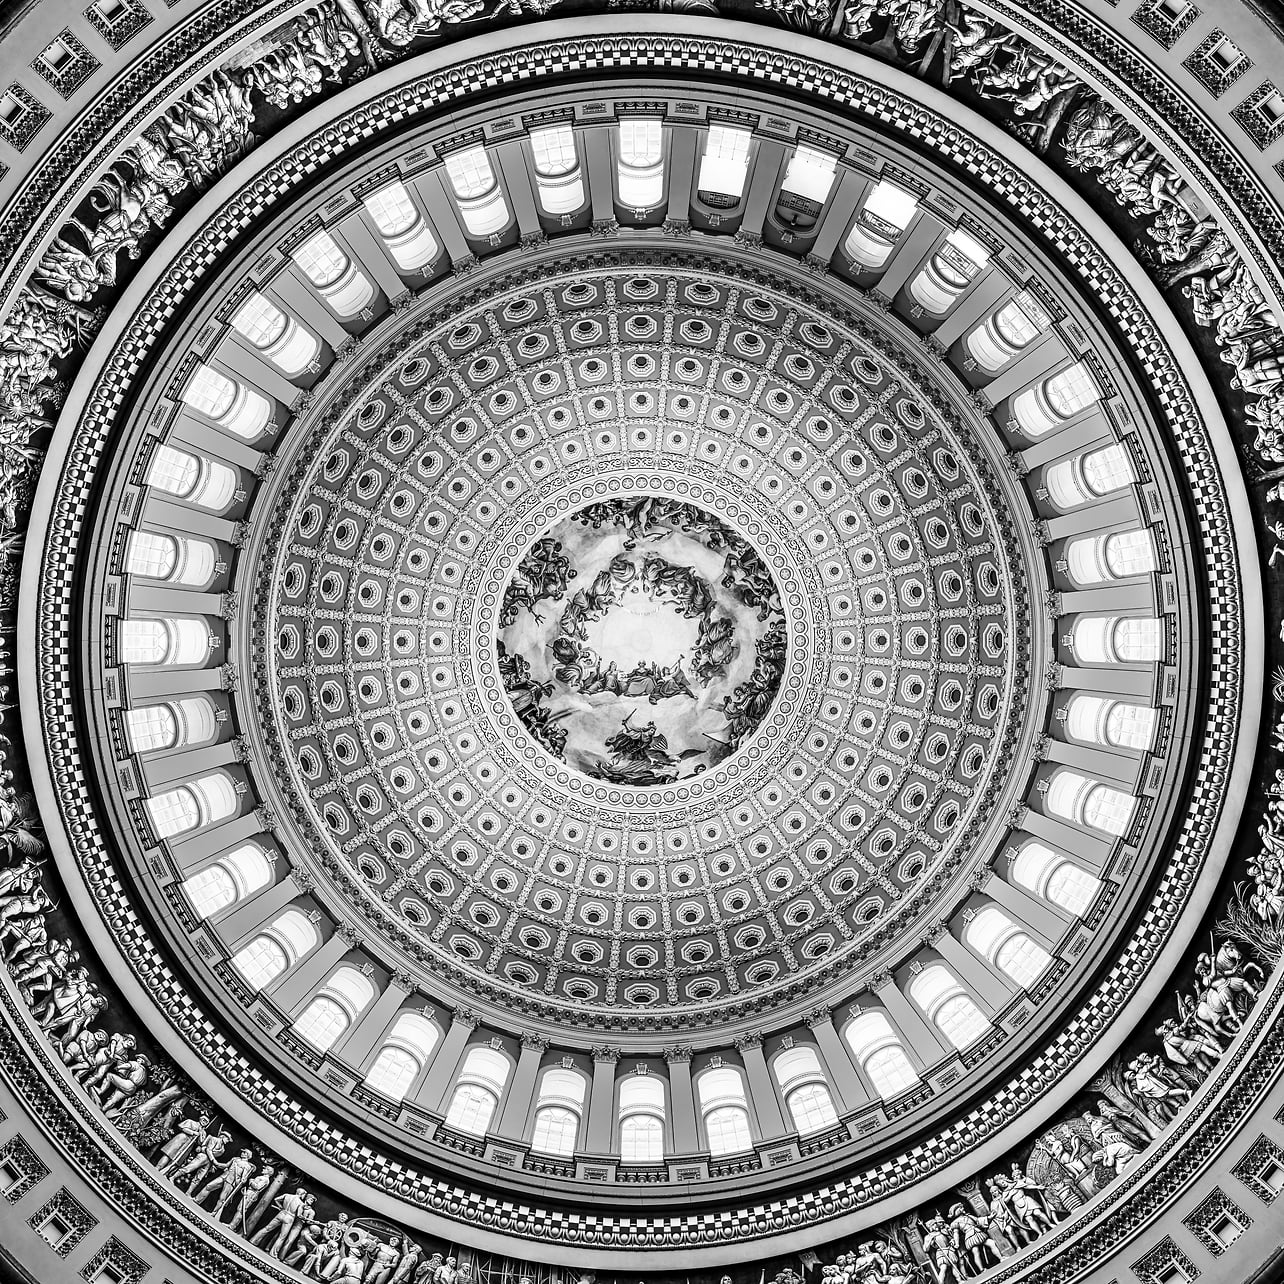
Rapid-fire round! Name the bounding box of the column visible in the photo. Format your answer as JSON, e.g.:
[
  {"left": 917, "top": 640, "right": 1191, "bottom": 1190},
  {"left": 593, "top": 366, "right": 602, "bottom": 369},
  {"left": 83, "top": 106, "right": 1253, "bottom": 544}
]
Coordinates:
[
  {"left": 171, "top": 813, "right": 263, "bottom": 874},
  {"left": 1046, "top": 494, "right": 1137, "bottom": 542},
  {"left": 663, "top": 1046, "right": 699, "bottom": 1155},
  {"left": 805, "top": 1010, "right": 868, "bottom": 1115},
  {"left": 143, "top": 740, "right": 237, "bottom": 790},
  {"left": 1056, "top": 661, "right": 1155, "bottom": 700},
  {"left": 874, "top": 214, "right": 943, "bottom": 301},
  {"left": 1045, "top": 738, "right": 1141, "bottom": 789},
  {"left": 872, "top": 974, "right": 952, "bottom": 1070},
  {"left": 264, "top": 928, "right": 353, "bottom": 1016},
  {"left": 496, "top": 1034, "right": 547, "bottom": 1140},
  {"left": 735, "top": 1033, "right": 787, "bottom": 1139},
  {"left": 980, "top": 871, "right": 1071, "bottom": 948},
  {"left": 933, "top": 273, "right": 1012, "bottom": 349},
  {"left": 332, "top": 974, "right": 413, "bottom": 1069},
  {"left": 1019, "top": 810, "right": 1113, "bottom": 874},
  {"left": 212, "top": 871, "right": 301, "bottom": 951},
  {"left": 495, "top": 141, "right": 543, "bottom": 239},
  {"left": 582, "top": 125, "right": 616, "bottom": 225},
  {"left": 809, "top": 169, "right": 868, "bottom": 265},
  {"left": 931, "top": 928, "right": 1017, "bottom": 1017},
  {"left": 585, "top": 1047, "right": 620, "bottom": 1153},
  {"left": 415, "top": 1011, "right": 478, "bottom": 1114},
  {"left": 663, "top": 125, "right": 698, "bottom": 225},
  {"left": 410, "top": 170, "right": 471, "bottom": 265},
  {"left": 738, "top": 140, "right": 787, "bottom": 240}
]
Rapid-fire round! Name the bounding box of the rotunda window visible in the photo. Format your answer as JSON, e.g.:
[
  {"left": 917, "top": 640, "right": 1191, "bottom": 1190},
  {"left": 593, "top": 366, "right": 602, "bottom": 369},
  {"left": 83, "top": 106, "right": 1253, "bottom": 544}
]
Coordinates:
[
  {"left": 909, "top": 964, "right": 990, "bottom": 1050},
  {"left": 844, "top": 180, "right": 918, "bottom": 268},
  {"left": 846, "top": 1011, "right": 920, "bottom": 1098},
  {"left": 363, "top": 181, "right": 439, "bottom": 270}
]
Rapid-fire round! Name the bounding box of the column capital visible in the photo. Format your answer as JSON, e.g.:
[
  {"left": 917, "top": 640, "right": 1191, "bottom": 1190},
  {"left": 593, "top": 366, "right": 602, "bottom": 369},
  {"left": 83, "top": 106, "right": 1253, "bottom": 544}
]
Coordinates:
[
  {"left": 868, "top": 970, "right": 893, "bottom": 993},
  {"left": 520, "top": 1032, "right": 549, "bottom": 1052},
  {"left": 452, "top": 1007, "right": 480, "bottom": 1031},
  {"left": 590, "top": 1044, "right": 621, "bottom": 1064},
  {"left": 733, "top": 1030, "right": 764, "bottom": 1053},
  {"left": 662, "top": 1044, "right": 694, "bottom": 1064},
  {"left": 390, "top": 970, "right": 414, "bottom": 993},
  {"left": 921, "top": 918, "right": 951, "bottom": 947},
  {"left": 803, "top": 1007, "right": 833, "bottom": 1030}
]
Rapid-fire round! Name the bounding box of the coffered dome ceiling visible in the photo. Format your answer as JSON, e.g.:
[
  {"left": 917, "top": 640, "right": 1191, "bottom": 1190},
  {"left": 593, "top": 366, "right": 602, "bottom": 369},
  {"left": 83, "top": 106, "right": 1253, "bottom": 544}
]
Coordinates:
[{"left": 0, "top": 2, "right": 1281, "bottom": 1284}]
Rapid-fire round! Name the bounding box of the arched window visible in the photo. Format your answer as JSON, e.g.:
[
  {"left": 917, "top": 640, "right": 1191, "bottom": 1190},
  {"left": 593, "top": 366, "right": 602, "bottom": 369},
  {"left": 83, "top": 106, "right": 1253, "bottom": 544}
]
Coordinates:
[
  {"left": 530, "top": 1068, "right": 587, "bottom": 1157},
  {"left": 229, "top": 292, "right": 319, "bottom": 376},
  {"left": 845, "top": 1011, "right": 919, "bottom": 1097},
  {"left": 363, "top": 181, "right": 439, "bottom": 270},
  {"left": 293, "top": 965, "right": 375, "bottom": 1052},
  {"left": 182, "top": 841, "right": 273, "bottom": 920},
  {"left": 1064, "top": 693, "right": 1157, "bottom": 751},
  {"left": 124, "top": 703, "right": 177, "bottom": 753},
  {"left": 126, "top": 696, "right": 219, "bottom": 754},
  {"left": 617, "top": 118, "right": 664, "bottom": 209},
  {"left": 963, "top": 906, "right": 1052, "bottom": 990},
  {"left": 1012, "top": 361, "right": 1100, "bottom": 437},
  {"left": 618, "top": 1075, "right": 665, "bottom": 1163},
  {"left": 697, "top": 124, "right": 751, "bottom": 204},
  {"left": 145, "top": 772, "right": 238, "bottom": 839},
  {"left": 231, "top": 908, "right": 317, "bottom": 990},
  {"left": 773, "top": 1047, "right": 838, "bottom": 1134},
  {"left": 1045, "top": 769, "right": 1137, "bottom": 837},
  {"left": 148, "top": 444, "right": 239, "bottom": 511},
  {"left": 292, "top": 230, "right": 374, "bottom": 317},
  {"left": 1044, "top": 442, "right": 1136, "bottom": 509},
  {"left": 1064, "top": 528, "right": 1157, "bottom": 586},
  {"left": 908, "top": 228, "right": 990, "bottom": 314},
  {"left": 966, "top": 291, "right": 1051, "bottom": 373},
  {"left": 445, "top": 1046, "right": 510, "bottom": 1135},
  {"left": 1070, "top": 614, "right": 1164, "bottom": 665},
  {"left": 697, "top": 1067, "right": 752, "bottom": 1156},
  {"left": 120, "top": 616, "right": 212, "bottom": 667},
  {"left": 181, "top": 363, "right": 273, "bottom": 439},
  {"left": 125, "top": 531, "right": 218, "bottom": 587},
  {"left": 844, "top": 180, "right": 918, "bottom": 269},
  {"left": 1010, "top": 841, "right": 1100, "bottom": 917},
  {"left": 365, "top": 1012, "right": 439, "bottom": 1101},
  {"left": 445, "top": 146, "right": 509, "bottom": 237},
  {"left": 908, "top": 965, "right": 989, "bottom": 1050},
  {"left": 776, "top": 145, "right": 837, "bottom": 230},
  {"left": 530, "top": 123, "right": 584, "bottom": 215}
]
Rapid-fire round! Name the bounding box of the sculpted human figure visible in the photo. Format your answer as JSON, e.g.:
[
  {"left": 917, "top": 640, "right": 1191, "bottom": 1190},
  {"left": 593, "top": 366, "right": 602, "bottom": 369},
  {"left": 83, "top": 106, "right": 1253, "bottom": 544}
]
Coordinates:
[{"left": 195, "top": 1147, "right": 256, "bottom": 1219}]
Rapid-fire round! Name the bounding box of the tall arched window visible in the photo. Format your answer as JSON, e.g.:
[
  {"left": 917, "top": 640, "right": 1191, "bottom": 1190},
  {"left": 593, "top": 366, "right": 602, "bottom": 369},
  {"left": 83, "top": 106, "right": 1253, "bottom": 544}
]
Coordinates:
[
  {"left": 229, "top": 292, "right": 319, "bottom": 376},
  {"left": 772, "top": 1046, "right": 838, "bottom": 1135},
  {"left": 845, "top": 1011, "right": 919, "bottom": 1097},
  {"left": 363, "top": 181, "right": 438, "bottom": 270},
  {"left": 776, "top": 145, "right": 837, "bottom": 230},
  {"left": 1070, "top": 615, "right": 1164, "bottom": 665},
  {"left": 1064, "top": 528, "right": 1157, "bottom": 586},
  {"left": 1010, "top": 841, "right": 1101, "bottom": 917},
  {"left": 908, "top": 965, "right": 990, "bottom": 1050},
  {"left": 182, "top": 841, "right": 273, "bottom": 920},
  {"left": 124, "top": 696, "right": 220, "bottom": 754},
  {"left": 618, "top": 1075, "right": 665, "bottom": 1163},
  {"left": 697, "top": 1066, "right": 752, "bottom": 1156},
  {"left": 1045, "top": 769, "right": 1137, "bottom": 837},
  {"left": 364, "top": 1012, "right": 439, "bottom": 1101},
  {"left": 963, "top": 906, "right": 1052, "bottom": 990},
  {"left": 844, "top": 180, "right": 917, "bottom": 268},
  {"left": 697, "top": 124, "right": 751, "bottom": 204},
  {"left": 292, "top": 966, "right": 375, "bottom": 1053},
  {"left": 292, "top": 229, "right": 374, "bottom": 317},
  {"left": 444, "top": 146, "right": 509, "bottom": 237},
  {"left": 617, "top": 118, "right": 664, "bottom": 209},
  {"left": 908, "top": 228, "right": 990, "bottom": 315},
  {"left": 966, "top": 290, "right": 1051, "bottom": 372},
  {"left": 1063, "top": 693, "right": 1158, "bottom": 751},
  {"left": 119, "top": 617, "right": 213, "bottom": 667},
  {"left": 231, "top": 908, "right": 317, "bottom": 990},
  {"left": 530, "top": 123, "right": 584, "bottom": 215},
  {"left": 1044, "top": 442, "right": 1136, "bottom": 509},
  {"left": 180, "top": 363, "right": 273, "bottom": 439},
  {"left": 445, "top": 1046, "right": 510, "bottom": 1135},
  {"left": 1012, "top": 361, "right": 1101, "bottom": 437},
  {"left": 145, "top": 772, "right": 238, "bottom": 839},
  {"left": 125, "top": 531, "right": 219, "bottom": 588},
  {"left": 148, "top": 444, "right": 239, "bottom": 512},
  {"left": 530, "top": 1068, "right": 587, "bottom": 1157}
]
